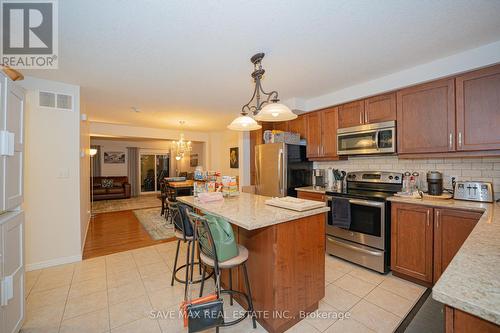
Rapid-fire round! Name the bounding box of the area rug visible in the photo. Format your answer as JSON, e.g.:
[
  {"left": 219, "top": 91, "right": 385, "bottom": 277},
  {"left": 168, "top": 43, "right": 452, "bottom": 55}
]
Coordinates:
[
  {"left": 133, "top": 208, "right": 175, "bottom": 240},
  {"left": 92, "top": 194, "right": 162, "bottom": 214}
]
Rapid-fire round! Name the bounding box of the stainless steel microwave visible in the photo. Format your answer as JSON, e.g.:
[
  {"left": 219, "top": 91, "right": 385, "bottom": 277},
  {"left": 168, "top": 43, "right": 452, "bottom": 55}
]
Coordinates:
[{"left": 337, "top": 121, "right": 396, "bottom": 155}]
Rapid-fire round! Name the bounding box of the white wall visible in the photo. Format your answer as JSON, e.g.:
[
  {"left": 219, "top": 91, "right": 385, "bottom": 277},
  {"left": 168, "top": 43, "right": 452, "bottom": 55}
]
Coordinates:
[
  {"left": 80, "top": 116, "right": 91, "bottom": 251},
  {"left": 21, "top": 77, "right": 83, "bottom": 270},
  {"left": 315, "top": 156, "right": 500, "bottom": 200},
  {"left": 208, "top": 130, "right": 240, "bottom": 177}
]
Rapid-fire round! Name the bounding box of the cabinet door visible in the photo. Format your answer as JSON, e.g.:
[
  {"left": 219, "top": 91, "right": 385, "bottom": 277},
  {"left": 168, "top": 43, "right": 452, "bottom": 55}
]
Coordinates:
[
  {"left": 433, "top": 208, "right": 481, "bottom": 283},
  {"left": 321, "top": 107, "right": 338, "bottom": 157},
  {"left": 288, "top": 116, "right": 306, "bottom": 139},
  {"left": 1, "top": 211, "right": 24, "bottom": 333},
  {"left": 391, "top": 203, "right": 434, "bottom": 284},
  {"left": 306, "top": 112, "right": 321, "bottom": 158},
  {"left": 456, "top": 64, "right": 500, "bottom": 151},
  {"left": 397, "top": 79, "right": 455, "bottom": 154},
  {"left": 297, "top": 191, "right": 325, "bottom": 202},
  {"left": 338, "top": 100, "right": 364, "bottom": 129},
  {"left": 364, "top": 93, "right": 396, "bottom": 124},
  {"left": 3, "top": 83, "right": 24, "bottom": 211},
  {"left": 273, "top": 121, "right": 289, "bottom": 132}
]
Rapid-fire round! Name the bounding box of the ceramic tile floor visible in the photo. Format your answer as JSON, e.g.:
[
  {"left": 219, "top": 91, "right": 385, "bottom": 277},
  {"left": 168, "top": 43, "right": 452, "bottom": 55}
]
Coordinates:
[{"left": 23, "top": 241, "right": 426, "bottom": 333}]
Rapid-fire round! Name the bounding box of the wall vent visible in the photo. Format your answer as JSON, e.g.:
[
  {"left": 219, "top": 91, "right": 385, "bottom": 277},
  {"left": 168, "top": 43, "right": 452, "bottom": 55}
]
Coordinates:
[{"left": 39, "top": 91, "right": 73, "bottom": 111}]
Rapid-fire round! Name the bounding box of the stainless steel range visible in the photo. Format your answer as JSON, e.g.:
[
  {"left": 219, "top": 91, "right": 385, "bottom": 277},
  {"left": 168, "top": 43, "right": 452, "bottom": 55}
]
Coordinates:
[{"left": 325, "top": 171, "right": 402, "bottom": 273}]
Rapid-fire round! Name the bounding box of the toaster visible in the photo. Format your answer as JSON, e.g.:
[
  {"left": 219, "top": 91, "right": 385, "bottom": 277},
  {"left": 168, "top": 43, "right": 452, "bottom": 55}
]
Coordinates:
[{"left": 453, "top": 181, "right": 494, "bottom": 203}]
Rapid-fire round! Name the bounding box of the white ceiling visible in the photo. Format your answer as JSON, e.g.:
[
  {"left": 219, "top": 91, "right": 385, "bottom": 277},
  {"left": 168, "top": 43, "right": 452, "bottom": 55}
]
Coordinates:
[{"left": 25, "top": 0, "right": 500, "bottom": 131}]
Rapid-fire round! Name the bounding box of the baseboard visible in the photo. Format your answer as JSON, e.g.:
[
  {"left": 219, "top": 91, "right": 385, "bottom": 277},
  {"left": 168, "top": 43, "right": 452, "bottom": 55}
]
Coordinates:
[{"left": 26, "top": 254, "right": 82, "bottom": 272}]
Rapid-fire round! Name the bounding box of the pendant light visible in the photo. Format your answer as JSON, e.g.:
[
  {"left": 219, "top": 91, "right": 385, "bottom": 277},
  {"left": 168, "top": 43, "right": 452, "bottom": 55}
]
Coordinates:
[{"left": 228, "top": 53, "right": 296, "bottom": 131}]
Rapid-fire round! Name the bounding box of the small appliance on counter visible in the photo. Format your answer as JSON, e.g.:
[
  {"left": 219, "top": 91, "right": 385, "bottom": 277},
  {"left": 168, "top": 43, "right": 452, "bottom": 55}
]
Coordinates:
[
  {"left": 426, "top": 171, "right": 443, "bottom": 196},
  {"left": 312, "top": 169, "right": 327, "bottom": 189},
  {"left": 453, "top": 181, "right": 494, "bottom": 203}
]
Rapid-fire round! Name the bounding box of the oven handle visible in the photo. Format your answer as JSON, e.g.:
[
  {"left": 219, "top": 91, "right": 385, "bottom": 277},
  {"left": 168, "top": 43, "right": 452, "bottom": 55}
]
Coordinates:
[
  {"left": 327, "top": 237, "right": 383, "bottom": 257},
  {"left": 348, "top": 198, "right": 384, "bottom": 208}
]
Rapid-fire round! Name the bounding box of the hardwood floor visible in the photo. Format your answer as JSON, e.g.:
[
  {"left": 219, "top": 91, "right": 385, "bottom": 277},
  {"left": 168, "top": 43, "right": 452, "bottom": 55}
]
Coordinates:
[{"left": 82, "top": 209, "right": 173, "bottom": 259}]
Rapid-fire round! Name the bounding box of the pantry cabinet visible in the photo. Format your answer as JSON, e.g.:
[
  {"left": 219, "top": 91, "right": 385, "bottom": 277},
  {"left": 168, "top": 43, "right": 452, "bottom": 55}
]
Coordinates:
[
  {"left": 397, "top": 78, "right": 456, "bottom": 154},
  {"left": 391, "top": 203, "right": 482, "bottom": 286},
  {"left": 391, "top": 203, "right": 434, "bottom": 284},
  {"left": 305, "top": 107, "right": 339, "bottom": 159},
  {"left": 433, "top": 208, "right": 481, "bottom": 282},
  {"left": 456, "top": 64, "right": 500, "bottom": 151}
]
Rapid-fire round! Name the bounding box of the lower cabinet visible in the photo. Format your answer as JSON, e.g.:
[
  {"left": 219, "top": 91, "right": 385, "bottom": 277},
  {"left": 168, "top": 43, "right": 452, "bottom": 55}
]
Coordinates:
[
  {"left": 297, "top": 191, "right": 325, "bottom": 202},
  {"left": 445, "top": 306, "right": 500, "bottom": 333},
  {"left": 391, "top": 203, "right": 481, "bottom": 286},
  {"left": 433, "top": 208, "right": 481, "bottom": 282},
  {"left": 391, "top": 203, "right": 434, "bottom": 284}
]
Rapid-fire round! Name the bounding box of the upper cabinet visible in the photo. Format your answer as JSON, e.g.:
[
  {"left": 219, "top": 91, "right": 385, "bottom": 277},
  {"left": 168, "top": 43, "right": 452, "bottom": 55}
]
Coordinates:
[
  {"left": 338, "top": 100, "right": 364, "bottom": 128},
  {"left": 397, "top": 79, "right": 455, "bottom": 154},
  {"left": 338, "top": 94, "right": 396, "bottom": 129},
  {"left": 273, "top": 121, "right": 289, "bottom": 132},
  {"left": 305, "top": 107, "right": 339, "bottom": 159},
  {"left": 364, "top": 93, "right": 396, "bottom": 124},
  {"left": 456, "top": 64, "right": 500, "bottom": 151},
  {"left": 288, "top": 116, "right": 307, "bottom": 139}
]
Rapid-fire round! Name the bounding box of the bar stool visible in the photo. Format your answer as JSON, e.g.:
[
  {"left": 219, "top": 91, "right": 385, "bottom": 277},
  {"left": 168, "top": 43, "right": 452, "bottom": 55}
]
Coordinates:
[
  {"left": 158, "top": 180, "right": 167, "bottom": 216},
  {"left": 164, "top": 187, "right": 176, "bottom": 224},
  {"left": 187, "top": 211, "right": 257, "bottom": 330},
  {"left": 170, "top": 202, "right": 210, "bottom": 294}
]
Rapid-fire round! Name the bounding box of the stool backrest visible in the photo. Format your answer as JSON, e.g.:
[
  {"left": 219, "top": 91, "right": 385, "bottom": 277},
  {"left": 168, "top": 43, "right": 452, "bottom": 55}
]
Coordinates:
[{"left": 187, "top": 211, "right": 220, "bottom": 274}]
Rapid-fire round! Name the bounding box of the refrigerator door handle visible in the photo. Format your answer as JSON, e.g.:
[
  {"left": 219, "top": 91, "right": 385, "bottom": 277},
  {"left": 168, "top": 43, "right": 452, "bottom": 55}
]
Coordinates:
[{"left": 278, "top": 148, "right": 284, "bottom": 196}]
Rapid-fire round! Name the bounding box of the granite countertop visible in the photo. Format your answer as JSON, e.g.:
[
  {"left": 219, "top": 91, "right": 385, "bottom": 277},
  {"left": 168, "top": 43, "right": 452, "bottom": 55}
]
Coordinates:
[
  {"left": 387, "top": 196, "right": 500, "bottom": 325},
  {"left": 295, "top": 186, "right": 329, "bottom": 194},
  {"left": 177, "top": 193, "right": 330, "bottom": 231}
]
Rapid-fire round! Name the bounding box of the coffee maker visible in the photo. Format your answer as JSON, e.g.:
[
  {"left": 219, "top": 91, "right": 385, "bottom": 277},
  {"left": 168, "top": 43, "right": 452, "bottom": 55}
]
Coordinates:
[
  {"left": 427, "top": 171, "right": 443, "bottom": 195},
  {"left": 312, "top": 169, "right": 326, "bottom": 189}
]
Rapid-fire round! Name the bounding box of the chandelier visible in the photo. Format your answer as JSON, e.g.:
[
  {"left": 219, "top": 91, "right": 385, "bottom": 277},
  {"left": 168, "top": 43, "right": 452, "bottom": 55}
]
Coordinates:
[
  {"left": 172, "top": 121, "right": 192, "bottom": 160},
  {"left": 228, "top": 52, "right": 297, "bottom": 131}
]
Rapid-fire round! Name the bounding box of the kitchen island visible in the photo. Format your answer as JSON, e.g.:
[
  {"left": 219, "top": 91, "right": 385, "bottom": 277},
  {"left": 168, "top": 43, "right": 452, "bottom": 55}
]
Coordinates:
[{"left": 177, "top": 193, "right": 329, "bottom": 333}]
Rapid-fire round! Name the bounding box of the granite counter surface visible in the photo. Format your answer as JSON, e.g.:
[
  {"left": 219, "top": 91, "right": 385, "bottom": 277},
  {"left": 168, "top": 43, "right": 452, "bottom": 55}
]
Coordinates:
[
  {"left": 388, "top": 196, "right": 500, "bottom": 325},
  {"left": 177, "top": 192, "right": 329, "bottom": 231}
]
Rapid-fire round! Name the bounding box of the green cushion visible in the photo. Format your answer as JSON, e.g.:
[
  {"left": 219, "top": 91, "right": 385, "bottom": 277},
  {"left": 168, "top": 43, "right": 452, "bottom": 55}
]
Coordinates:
[{"left": 201, "top": 214, "right": 239, "bottom": 262}]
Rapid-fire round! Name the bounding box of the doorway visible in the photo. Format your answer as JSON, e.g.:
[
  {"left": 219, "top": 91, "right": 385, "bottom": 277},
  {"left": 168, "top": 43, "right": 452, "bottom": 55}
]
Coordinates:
[{"left": 140, "top": 153, "right": 170, "bottom": 193}]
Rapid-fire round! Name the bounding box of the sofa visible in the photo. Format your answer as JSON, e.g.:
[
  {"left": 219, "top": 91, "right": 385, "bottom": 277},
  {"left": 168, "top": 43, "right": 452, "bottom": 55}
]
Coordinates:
[{"left": 92, "top": 176, "right": 131, "bottom": 201}]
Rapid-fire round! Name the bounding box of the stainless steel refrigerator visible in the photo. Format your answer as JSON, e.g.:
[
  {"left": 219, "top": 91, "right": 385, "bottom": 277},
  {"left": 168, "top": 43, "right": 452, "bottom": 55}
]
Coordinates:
[{"left": 255, "top": 143, "right": 313, "bottom": 197}]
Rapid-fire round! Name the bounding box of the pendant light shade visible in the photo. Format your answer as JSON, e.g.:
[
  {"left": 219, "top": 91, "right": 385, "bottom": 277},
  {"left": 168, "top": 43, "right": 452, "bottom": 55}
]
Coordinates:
[
  {"left": 227, "top": 115, "right": 262, "bottom": 131},
  {"left": 254, "top": 102, "right": 297, "bottom": 122}
]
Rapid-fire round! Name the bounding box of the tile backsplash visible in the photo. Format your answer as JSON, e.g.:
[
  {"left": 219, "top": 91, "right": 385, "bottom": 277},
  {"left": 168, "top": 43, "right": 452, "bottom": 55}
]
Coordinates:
[{"left": 315, "top": 156, "right": 500, "bottom": 200}]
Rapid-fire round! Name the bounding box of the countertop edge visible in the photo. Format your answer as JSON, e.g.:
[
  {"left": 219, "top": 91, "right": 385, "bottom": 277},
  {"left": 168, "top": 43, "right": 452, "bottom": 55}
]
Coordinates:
[
  {"left": 295, "top": 186, "right": 328, "bottom": 194},
  {"left": 177, "top": 195, "right": 330, "bottom": 230}
]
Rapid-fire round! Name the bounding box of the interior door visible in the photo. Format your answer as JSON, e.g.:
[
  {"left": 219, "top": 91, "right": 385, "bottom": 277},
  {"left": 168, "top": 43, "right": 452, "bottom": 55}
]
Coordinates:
[
  {"left": 397, "top": 78, "right": 455, "bottom": 154},
  {"left": 456, "top": 64, "right": 500, "bottom": 151},
  {"left": 1, "top": 211, "right": 24, "bottom": 333},
  {"left": 4, "top": 84, "right": 24, "bottom": 211}
]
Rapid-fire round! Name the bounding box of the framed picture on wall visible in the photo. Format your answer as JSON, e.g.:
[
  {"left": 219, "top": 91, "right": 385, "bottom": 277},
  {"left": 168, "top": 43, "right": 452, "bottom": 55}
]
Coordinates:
[
  {"left": 229, "top": 147, "right": 239, "bottom": 169},
  {"left": 190, "top": 153, "right": 199, "bottom": 167},
  {"left": 104, "top": 151, "right": 125, "bottom": 164}
]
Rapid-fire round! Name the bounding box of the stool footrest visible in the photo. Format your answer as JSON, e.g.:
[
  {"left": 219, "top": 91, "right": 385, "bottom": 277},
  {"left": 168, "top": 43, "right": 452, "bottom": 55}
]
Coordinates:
[{"left": 173, "top": 262, "right": 213, "bottom": 285}]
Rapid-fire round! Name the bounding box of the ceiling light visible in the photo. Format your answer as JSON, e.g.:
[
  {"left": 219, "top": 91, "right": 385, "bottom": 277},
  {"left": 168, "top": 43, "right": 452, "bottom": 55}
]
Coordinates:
[
  {"left": 227, "top": 115, "right": 262, "bottom": 131},
  {"left": 228, "top": 52, "right": 296, "bottom": 131},
  {"left": 89, "top": 148, "right": 98, "bottom": 156},
  {"left": 131, "top": 107, "right": 140, "bottom": 113}
]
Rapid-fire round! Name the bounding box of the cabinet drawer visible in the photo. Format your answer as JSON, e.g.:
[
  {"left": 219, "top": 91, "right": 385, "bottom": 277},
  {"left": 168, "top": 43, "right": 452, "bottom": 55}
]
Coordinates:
[{"left": 297, "top": 191, "right": 325, "bottom": 202}]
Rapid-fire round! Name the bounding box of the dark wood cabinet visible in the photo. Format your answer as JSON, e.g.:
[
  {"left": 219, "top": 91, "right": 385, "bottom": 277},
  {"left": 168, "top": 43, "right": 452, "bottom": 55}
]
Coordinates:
[
  {"left": 391, "top": 203, "right": 434, "bottom": 284},
  {"left": 433, "top": 208, "right": 481, "bottom": 283},
  {"left": 288, "top": 115, "right": 306, "bottom": 139},
  {"left": 364, "top": 93, "right": 396, "bottom": 124},
  {"left": 456, "top": 64, "right": 500, "bottom": 151},
  {"left": 297, "top": 191, "right": 325, "bottom": 202},
  {"left": 273, "top": 121, "right": 289, "bottom": 132},
  {"left": 338, "top": 100, "right": 364, "bottom": 128},
  {"left": 397, "top": 78, "right": 456, "bottom": 154}
]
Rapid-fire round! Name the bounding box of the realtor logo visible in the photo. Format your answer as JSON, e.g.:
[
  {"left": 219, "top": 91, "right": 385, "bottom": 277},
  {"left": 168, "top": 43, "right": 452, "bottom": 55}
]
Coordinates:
[{"left": 1, "top": 0, "right": 58, "bottom": 69}]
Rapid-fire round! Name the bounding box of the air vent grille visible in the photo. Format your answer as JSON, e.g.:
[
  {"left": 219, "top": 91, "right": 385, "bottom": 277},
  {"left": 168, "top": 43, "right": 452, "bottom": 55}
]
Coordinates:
[{"left": 39, "top": 91, "right": 73, "bottom": 111}]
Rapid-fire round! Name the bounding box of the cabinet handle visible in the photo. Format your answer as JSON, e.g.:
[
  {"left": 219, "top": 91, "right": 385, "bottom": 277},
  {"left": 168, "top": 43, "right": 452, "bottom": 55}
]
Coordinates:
[
  {"left": 426, "top": 210, "right": 430, "bottom": 227},
  {"left": 449, "top": 133, "right": 453, "bottom": 149},
  {"left": 360, "top": 111, "right": 363, "bottom": 124},
  {"left": 436, "top": 210, "right": 440, "bottom": 228},
  {"left": 365, "top": 111, "right": 369, "bottom": 124},
  {"left": 458, "top": 132, "right": 462, "bottom": 148},
  {"left": 317, "top": 146, "right": 320, "bottom": 156}
]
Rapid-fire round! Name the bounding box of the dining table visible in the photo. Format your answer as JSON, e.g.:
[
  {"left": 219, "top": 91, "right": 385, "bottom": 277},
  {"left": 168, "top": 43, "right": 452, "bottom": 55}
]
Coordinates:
[{"left": 165, "top": 179, "right": 195, "bottom": 198}]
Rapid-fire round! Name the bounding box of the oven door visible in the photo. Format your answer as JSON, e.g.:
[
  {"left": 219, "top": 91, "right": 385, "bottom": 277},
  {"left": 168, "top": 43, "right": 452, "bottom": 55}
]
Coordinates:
[{"left": 327, "top": 197, "right": 385, "bottom": 250}]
